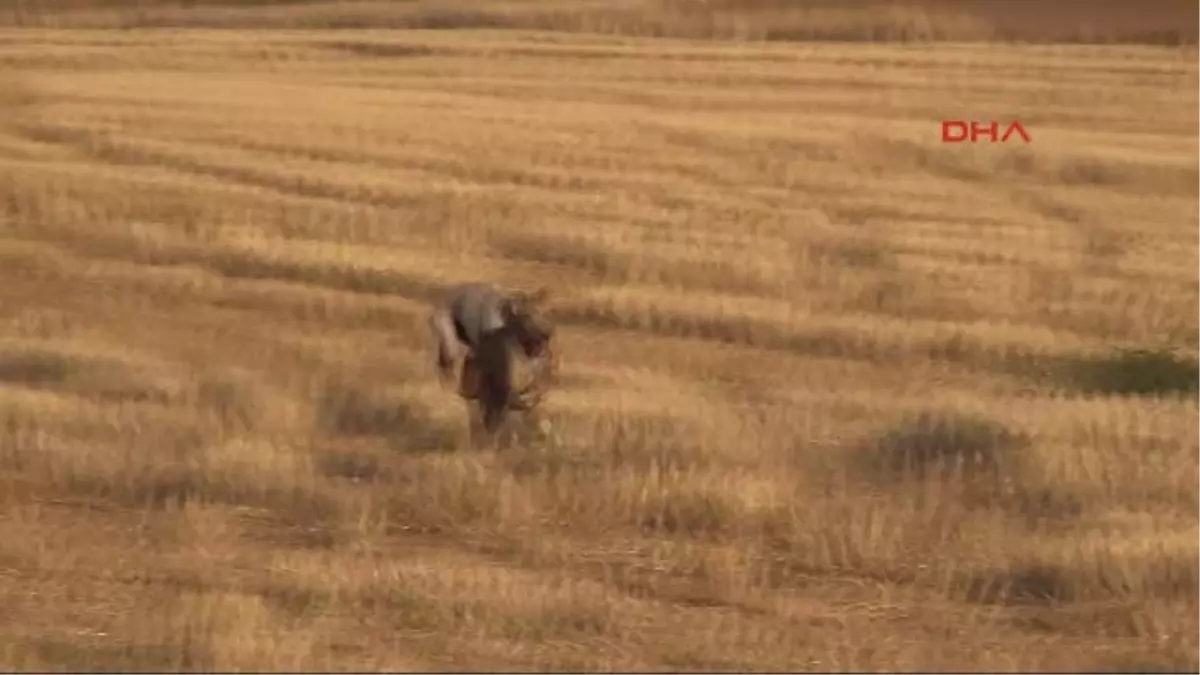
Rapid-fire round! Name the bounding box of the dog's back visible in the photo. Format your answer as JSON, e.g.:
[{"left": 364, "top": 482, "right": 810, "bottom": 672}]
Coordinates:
[{"left": 444, "top": 282, "right": 508, "bottom": 349}]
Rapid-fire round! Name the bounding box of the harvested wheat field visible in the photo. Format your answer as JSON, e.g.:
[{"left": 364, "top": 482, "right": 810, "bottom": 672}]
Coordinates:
[{"left": 0, "top": 1, "right": 1197, "bottom": 672}]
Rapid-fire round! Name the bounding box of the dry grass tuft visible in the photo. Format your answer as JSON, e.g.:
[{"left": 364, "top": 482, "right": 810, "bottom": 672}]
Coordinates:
[{"left": 0, "top": 1, "right": 1196, "bottom": 671}]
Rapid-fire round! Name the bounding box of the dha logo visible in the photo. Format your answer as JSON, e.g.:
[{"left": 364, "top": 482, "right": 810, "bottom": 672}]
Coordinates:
[{"left": 941, "top": 120, "right": 1031, "bottom": 144}]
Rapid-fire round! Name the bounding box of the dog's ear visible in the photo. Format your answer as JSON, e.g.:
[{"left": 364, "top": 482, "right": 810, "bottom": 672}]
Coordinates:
[
  {"left": 499, "top": 296, "right": 519, "bottom": 322},
  {"left": 507, "top": 286, "right": 550, "bottom": 311},
  {"left": 501, "top": 293, "right": 531, "bottom": 323}
]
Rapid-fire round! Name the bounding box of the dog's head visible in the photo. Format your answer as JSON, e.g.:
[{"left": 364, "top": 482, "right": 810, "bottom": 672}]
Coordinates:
[{"left": 502, "top": 286, "right": 555, "bottom": 358}]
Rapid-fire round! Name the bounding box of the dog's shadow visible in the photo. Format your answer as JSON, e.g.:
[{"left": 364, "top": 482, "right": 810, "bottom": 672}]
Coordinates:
[
  {"left": 460, "top": 401, "right": 552, "bottom": 451},
  {"left": 319, "top": 377, "right": 461, "bottom": 453}
]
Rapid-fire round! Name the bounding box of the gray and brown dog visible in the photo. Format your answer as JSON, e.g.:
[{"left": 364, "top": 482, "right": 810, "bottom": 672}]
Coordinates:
[{"left": 427, "top": 282, "right": 556, "bottom": 434}]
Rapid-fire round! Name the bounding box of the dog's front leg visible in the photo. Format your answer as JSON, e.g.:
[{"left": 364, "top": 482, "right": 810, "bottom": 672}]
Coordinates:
[{"left": 428, "top": 308, "right": 465, "bottom": 389}]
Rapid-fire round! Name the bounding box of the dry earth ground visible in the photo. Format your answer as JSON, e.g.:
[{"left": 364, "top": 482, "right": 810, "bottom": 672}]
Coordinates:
[
  {"left": 5, "top": 0, "right": 1198, "bottom": 44},
  {"left": 0, "top": 4, "right": 1198, "bottom": 673}
]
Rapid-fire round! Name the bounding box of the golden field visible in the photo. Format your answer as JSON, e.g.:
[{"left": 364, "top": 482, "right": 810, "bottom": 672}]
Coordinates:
[{"left": 0, "top": 2, "right": 1197, "bottom": 671}]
